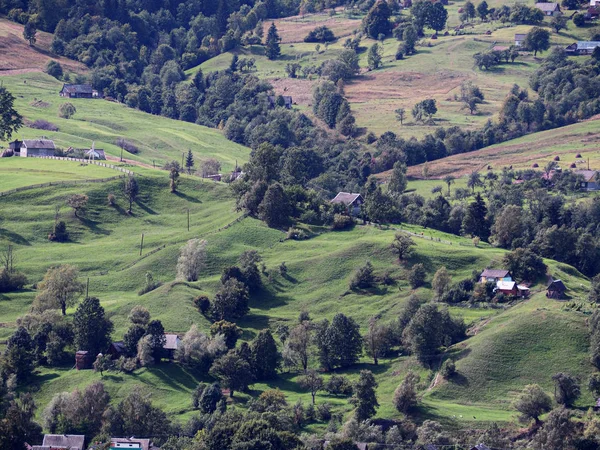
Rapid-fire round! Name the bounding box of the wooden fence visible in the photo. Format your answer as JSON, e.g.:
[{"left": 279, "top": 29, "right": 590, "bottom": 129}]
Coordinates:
[{"left": 29, "top": 156, "right": 134, "bottom": 175}]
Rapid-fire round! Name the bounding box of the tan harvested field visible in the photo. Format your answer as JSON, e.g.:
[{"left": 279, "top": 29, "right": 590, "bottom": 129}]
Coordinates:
[
  {"left": 405, "top": 117, "right": 600, "bottom": 179},
  {"left": 0, "top": 18, "right": 86, "bottom": 75},
  {"left": 264, "top": 9, "right": 362, "bottom": 44}
]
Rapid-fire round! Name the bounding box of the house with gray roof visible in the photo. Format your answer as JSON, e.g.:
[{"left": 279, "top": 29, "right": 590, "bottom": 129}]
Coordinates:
[
  {"left": 20, "top": 139, "right": 56, "bottom": 157},
  {"left": 479, "top": 269, "right": 513, "bottom": 284},
  {"left": 331, "top": 192, "right": 364, "bottom": 216},
  {"left": 535, "top": 2, "right": 561, "bottom": 15},
  {"left": 60, "top": 84, "right": 94, "bottom": 98},
  {"left": 574, "top": 169, "right": 599, "bottom": 190},
  {"left": 33, "top": 434, "right": 85, "bottom": 450},
  {"left": 565, "top": 41, "right": 600, "bottom": 55}
]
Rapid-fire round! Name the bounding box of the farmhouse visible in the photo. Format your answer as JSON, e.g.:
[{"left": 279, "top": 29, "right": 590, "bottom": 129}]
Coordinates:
[
  {"left": 565, "top": 41, "right": 600, "bottom": 55},
  {"left": 33, "top": 434, "right": 85, "bottom": 450},
  {"left": 495, "top": 280, "right": 530, "bottom": 298},
  {"left": 574, "top": 170, "right": 599, "bottom": 190},
  {"left": 331, "top": 192, "right": 364, "bottom": 216},
  {"left": 547, "top": 279, "right": 566, "bottom": 299},
  {"left": 535, "top": 2, "right": 561, "bottom": 15},
  {"left": 107, "top": 341, "right": 126, "bottom": 359},
  {"left": 59, "top": 84, "right": 96, "bottom": 98},
  {"left": 515, "top": 34, "right": 526, "bottom": 47},
  {"left": 20, "top": 139, "right": 56, "bottom": 157},
  {"left": 164, "top": 333, "right": 181, "bottom": 359},
  {"left": 110, "top": 437, "right": 159, "bottom": 450},
  {"left": 479, "top": 269, "right": 512, "bottom": 284}
]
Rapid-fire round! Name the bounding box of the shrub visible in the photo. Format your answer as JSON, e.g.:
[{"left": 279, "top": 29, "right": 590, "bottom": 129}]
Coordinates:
[
  {"left": 332, "top": 214, "right": 354, "bottom": 230},
  {"left": 573, "top": 13, "right": 585, "bottom": 27},
  {"left": 287, "top": 227, "right": 308, "bottom": 240},
  {"left": 0, "top": 268, "right": 28, "bottom": 293},
  {"left": 115, "top": 138, "right": 140, "bottom": 154},
  {"left": 48, "top": 221, "right": 68, "bottom": 242},
  {"left": 30, "top": 119, "right": 59, "bottom": 131},
  {"left": 117, "top": 356, "right": 138, "bottom": 373},
  {"left": 395, "top": 45, "right": 404, "bottom": 60},
  {"left": 350, "top": 261, "right": 375, "bottom": 290},
  {"left": 324, "top": 375, "right": 353, "bottom": 396},
  {"left": 58, "top": 102, "right": 76, "bottom": 119},
  {"left": 305, "top": 26, "right": 336, "bottom": 43},
  {"left": 45, "top": 60, "right": 63, "bottom": 79},
  {"left": 408, "top": 263, "right": 426, "bottom": 288},
  {"left": 366, "top": 132, "right": 377, "bottom": 144},
  {"left": 194, "top": 295, "right": 211, "bottom": 314},
  {"left": 441, "top": 360, "right": 456, "bottom": 379},
  {"left": 107, "top": 194, "right": 115, "bottom": 206},
  {"left": 316, "top": 403, "right": 332, "bottom": 421},
  {"left": 138, "top": 272, "right": 161, "bottom": 296}
]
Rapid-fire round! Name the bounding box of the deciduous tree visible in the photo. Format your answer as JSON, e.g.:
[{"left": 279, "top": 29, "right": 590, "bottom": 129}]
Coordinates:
[
  {"left": 514, "top": 384, "right": 552, "bottom": 424},
  {"left": 354, "top": 370, "right": 379, "bottom": 421},
  {"left": 73, "top": 297, "right": 113, "bottom": 356},
  {"left": 298, "top": 369, "right": 323, "bottom": 404},
  {"left": 34, "top": 264, "right": 84, "bottom": 315},
  {"left": 176, "top": 238, "right": 207, "bottom": 282}
]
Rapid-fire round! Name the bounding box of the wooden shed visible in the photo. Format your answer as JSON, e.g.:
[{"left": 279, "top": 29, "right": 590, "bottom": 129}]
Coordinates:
[
  {"left": 546, "top": 279, "right": 566, "bottom": 299},
  {"left": 75, "top": 351, "right": 94, "bottom": 370}
]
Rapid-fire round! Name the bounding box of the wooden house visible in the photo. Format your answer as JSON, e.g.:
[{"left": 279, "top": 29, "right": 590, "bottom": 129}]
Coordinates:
[
  {"left": 535, "top": 2, "right": 561, "bottom": 15},
  {"left": 515, "top": 34, "right": 526, "bottom": 47},
  {"left": 163, "top": 333, "right": 181, "bottom": 359},
  {"left": 331, "top": 192, "right": 364, "bottom": 216},
  {"left": 574, "top": 170, "right": 599, "bottom": 190},
  {"left": 33, "top": 435, "right": 85, "bottom": 450},
  {"left": 479, "top": 269, "right": 512, "bottom": 284},
  {"left": 566, "top": 41, "right": 600, "bottom": 55},
  {"left": 107, "top": 341, "right": 126, "bottom": 359},
  {"left": 110, "top": 437, "right": 159, "bottom": 450},
  {"left": 60, "top": 84, "right": 94, "bottom": 98},
  {"left": 75, "top": 350, "right": 94, "bottom": 370},
  {"left": 495, "top": 280, "right": 518, "bottom": 296},
  {"left": 547, "top": 279, "right": 566, "bottom": 299},
  {"left": 20, "top": 139, "right": 56, "bottom": 157},
  {"left": 591, "top": 0, "right": 599, "bottom": 7}
]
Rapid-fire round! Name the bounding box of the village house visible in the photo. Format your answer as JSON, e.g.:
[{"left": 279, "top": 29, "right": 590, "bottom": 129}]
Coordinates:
[
  {"left": 566, "top": 41, "right": 600, "bottom": 55},
  {"left": 331, "top": 192, "right": 364, "bottom": 216},
  {"left": 574, "top": 169, "right": 599, "bottom": 190},
  {"left": 107, "top": 341, "right": 126, "bottom": 359},
  {"left": 59, "top": 84, "right": 96, "bottom": 99},
  {"left": 164, "top": 333, "right": 181, "bottom": 359},
  {"left": 515, "top": 34, "right": 526, "bottom": 47},
  {"left": 535, "top": 2, "right": 561, "bottom": 15},
  {"left": 268, "top": 95, "right": 293, "bottom": 109},
  {"left": 32, "top": 434, "right": 85, "bottom": 450},
  {"left": 495, "top": 280, "right": 530, "bottom": 298},
  {"left": 84, "top": 147, "right": 106, "bottom": 160},
  {"left": 591, "top": 0, "right": 599, "bottom": 7},
  {"left": 110, "top": 437, "right": 159, "bottom": 450},
  {"left": 19, "top": 139, "right": 56, "bottom": 157},
  {"left": 547, "top": 279, "right": 567, "bottom": 299},
  {"left": 479, "top": 269, "right": 513, "bottom": 284}
]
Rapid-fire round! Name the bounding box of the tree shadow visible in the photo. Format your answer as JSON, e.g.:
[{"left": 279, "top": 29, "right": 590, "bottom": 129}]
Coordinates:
[
  {"left": 151, "top": 364, "right": 200, "bottom": 391},
  {"left": 79, "top": 217, "right": 111, "bottom": 236},
  {"left": 238, "top": 313, "right": 271, "bottom": 332},
  {"left": 0, "top": 228, "right": 30, "bottom": 246},
  {"left": 251, "top": 289, "right": 291, "bottom": 310},
  {"left": 447, "top": 372, "right": 469, "bottom": 387},
  {"left": 174, "top": 191, "right": 203, "bottom": 204},
  {"left": 102, "top": 374, "right": 124, "bottom": 382},
  {"left": 112, "top": 203, "right": 128, "bottom": 216},
  {"left": 135, "top": 200, "right": 158, "bottom": 215}
]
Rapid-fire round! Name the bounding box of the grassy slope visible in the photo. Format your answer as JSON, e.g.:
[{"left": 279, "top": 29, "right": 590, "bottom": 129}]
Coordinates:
[
  {"left": 0, "top": 72, "right": 250, "bottom": 171},
  {"left": 0, "top": 157, "right": 595, "bottom": 427},
  {"left": 406, "top": 117, "right": 600, "bottom": 179},
  {"left": 192, "top": 6, "right": 592, "bottom": 139}
]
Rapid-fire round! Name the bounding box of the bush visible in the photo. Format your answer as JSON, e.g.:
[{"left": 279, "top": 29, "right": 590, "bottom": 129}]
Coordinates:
[
  {"left": 117, "top": 356, "right": 138, "bottom": 373},
  {"left": 194, "top": 295, "right": 211, "bottom": 314},
  {"left": 316, "top": 403, "right": 332, "bottom": 421},
  {"left": 324, "top": 375, "right": 353, "bottom": 396},
  {"left": 48, "top": 221, "right": 68, "bottom": 242},
  {"left": 58, "top": 102, "right": 76, "bottom": 119},
  {"left": 408, "top": 263, "right": 426, "bottom": 288},
  {"left": 115, "top": 138, "right": 140, "bottom": 154},
  {"left": 286, "top": 227, "right": 308, "bottom": 240},
  {"left": 395, "top": 46, "right": 404, "bottom": 60},
  {"left": 107, "top": 194, "right": 115, "bottom": 206},
  {"left": 332, "top": 214, "right": 354, "bottom": 230},
  {"left": 366, "top": 132, "right": 377, "bottom": 144},
  {"left": 45, "top": 60, "right": 63, "bottom": 79},
  {"left": 305, "top": 26, "right": 336, "bottom": 43},
  {"left": 441, "top": 360, "right": 456, "bottom": 379},
  {"left": 573, "top": 13, "right": 585, "bottom": 27},
  {"left": 350, "top": 261, "right": 375, "bottom": 290},
  {"left": 0, "top": 268, "right": 28, "bottom": 293},
  {"left": 138, "top": 272, "right": 162, "bottom": 296},
  {"left": 30, "top": 120, "right": 59, "bottom": 131}
]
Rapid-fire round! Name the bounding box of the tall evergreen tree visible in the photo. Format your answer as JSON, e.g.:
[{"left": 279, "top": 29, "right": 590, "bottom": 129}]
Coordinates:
[
  {"left": 355, "top": 370, "right": 379, "bottom": 421},
  {"left": 316, "top": 313, "right": 363, "bottom": 370},
  {"left": 251, "top": 329, "right": 280, "bottom": 381},
  {"left": 146, "top": 320, "right": 166, "bottom": 362},
  {"left": 0, "top": 86, "right": 23, "bottom": 141},
  {"left": 73, "top": 297, "right": 114, "bottom": 356},
  {"left": 185, "top": 150, "right": 194, "bottom": 175},
  {"left": 265, "top": 23, "right": 281, "bottom": 60},
  {"left": 462, "top": 193, "right": 490, "bottom": 241},
  {"left": 363, "top": 1, "right": 392, "bottom": 39},
  {"left": 258, "top": 183, "right": 291, "bottom": 228},
  {"left": 3, "top": 327, "right": 35, "bottom": 382}
]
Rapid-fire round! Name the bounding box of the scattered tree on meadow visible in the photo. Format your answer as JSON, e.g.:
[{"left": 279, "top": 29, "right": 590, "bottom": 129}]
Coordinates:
[
  {"left": 393, "top": 370, "right": 420, "bottom": 414},
  {"left": 395, "top": 108, "right": 406, "bottom": 125},
  {"left": 176, "top": 238, "right": 207, "bottom": 282},
  {"left": 251, "top": 329, "right": 280, "bottom": 381},
  {"left": 391, "top": 233, "right": 416, "bottom": 261},
  {"left": 551, "top": 14, "right": 568, "bottom": 33},
  {"left": 209, "top": 350, "right": 252, "bottom": 397},
  {"left": 283, "top": 321, "right": 312, "bottom": 372},
  {"left": 408, "top": 263, "right": 427, "bottom": 288},
  {"left": 58, "top": 102, "right": 76, "bottom": 119},
  {"left": 350, "top": 261, "right": 375, "bottom": 290},
  {"left": 552, "top": 373, "right": 581, "bottom": 407},
  {"left": 93, "top": 353, "right": 114, "bottom": 376},
  {"left": 66, "top": 194, "right": 88, "bottom": 218},
  {"left": 524, "top": 27, "right": 551, "bottom": 56},
  {"left": 169, "top": 162, "right": 180, "bottom": 193},
  {"left": 432, "top": 266, "right": 452, "bottom": 301},
  {"left": 200, "top": 158, "right": 221, "bottom": 177},
  {"left": 0, "top": 87, "right": 22, "bottom": 140},
  {"left": 2, "top": 327, "right": 35, "bottom": 382},
  {"left": 23, "top": 21, "right": 37, "bottom": 46},
  {"left": 298, "top": 369, "right": 324, "bottom": 404},
  {"left": 460, "top": 81, "right": 485, "bottom": 115},
  {"left": 354, "top": 370, "right": 379, "bottom": 421},
  {"left": 412, "top": 99, "right": 437, "bottom": 123},
  {"left": 388, "top": 161, "right": 408, "bottom": 196},
  {"left": 364, "top": 317, "right": 394, "bottom": 365},
  {"left": 185, "top": 149, "right": 194, "bottom": 174},
  {"left": 315, "top": 313, "right": 363, "bottom": 371},
  {"left": 265, "top": 23, "right": 281, "bottom": 60},
  {"left": 123, "top": 176, "right": 139, "bottom": 214},
  {"left": 367, "top": 43, "right": 383, "bottom": 70},
  {"left": 362, "top": 0, "right": 392, "bottom": 39},
  {"left": 210, "top": 278, "right": 250, "bottom": 321},
  {"left": 514, "top": 384, "right": 552, "bottom": 424},
  {"left": 34, "top": 264, "right": 84, "bottom": 315}
]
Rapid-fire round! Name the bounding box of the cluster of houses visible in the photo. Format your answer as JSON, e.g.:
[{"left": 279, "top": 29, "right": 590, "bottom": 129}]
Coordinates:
[
  {"left": 479, "top": 269, "right": 567, "bottom": 299},
  {"left": 30, "top": 435, "right": 159, "bottom": 450},
  {"left": 6, "top": 139, "right": 106, "bottom": 160}
]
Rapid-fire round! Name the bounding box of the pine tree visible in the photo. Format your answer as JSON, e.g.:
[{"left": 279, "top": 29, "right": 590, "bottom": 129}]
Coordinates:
[
  {"left": 462, "top": 193, "right": 490, "bottom": 241},
  {"left": 146, "top": 320, "right": 166, "bottom": 362},
  {"left": 185, "top": 150, "right": 194, "bottom": 174},
  {"left": 265, "top": 23, "right": 281, "bottom": 60},
  {"left": 3, "top": 327, "right": 35, "bottom": 382},
  {"left": 23, "top": 21, "right": 37, "bottom": 46},
  {"left": 355, "top": 370, "right": 379, "bottom": 421},
  {"left": 73, "top": 297, "right": 114, "bottom": 356},
  {"left": 251, "top": 329, "right": 281, "bottom": 380}
]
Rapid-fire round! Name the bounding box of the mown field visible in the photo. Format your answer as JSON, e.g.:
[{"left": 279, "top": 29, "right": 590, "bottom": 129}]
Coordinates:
[
  {"left": 0, "top": 157, "right": 595, "bottom": 429},
  {"left": 0, "top": 72, "right": 250, "bottom": 172},
  {"left": 194, "top": 2, "right": 594, "bottom": 139}
]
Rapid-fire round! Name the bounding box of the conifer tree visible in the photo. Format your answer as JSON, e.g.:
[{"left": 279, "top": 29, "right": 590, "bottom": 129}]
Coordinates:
[
  {"left": 265, "top": 23, "right": 281, "bottom": 60},
  {"left": 185, "top": 149, "right": 194, "bottom": 174}
]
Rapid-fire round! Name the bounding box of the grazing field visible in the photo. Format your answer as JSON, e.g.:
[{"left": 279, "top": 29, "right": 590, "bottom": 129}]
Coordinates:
[
  {"left": 0, "top": 158, "right": 594, "bottom": 427},
  {"left": 195, "top": 8, "right": 592, "bottom": 139},
  {"left": 407, "top": 117, "right": 600, "bottom": 179},
  {"left": 0, "top": 157, "right": 121, "bottom": 192},
  {"left": 0, "top": 72, "right": 250, "bottom": 171}
]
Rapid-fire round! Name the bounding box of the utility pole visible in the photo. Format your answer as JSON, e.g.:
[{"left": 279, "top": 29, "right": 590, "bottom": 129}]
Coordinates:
[
  {"left": 187, "top": 209, "right": 190, "bottom": 231},
  {"left": 140, "top": 233, "right": 144, "bottom": 256},
  {"left": 120, "top": 141, "right": 124, "bottom": 162},
  {"left": 86, "top": 277, "right": 89, "bottom": 298},
  {"left": 181, "top": 152, "right": 184, "bottom": 168}
]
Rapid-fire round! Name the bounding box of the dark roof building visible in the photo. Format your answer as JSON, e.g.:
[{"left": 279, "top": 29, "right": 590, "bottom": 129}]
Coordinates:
[
  {"left": 36, "top": 434, "right": 85, "bottom": 450},
  {"left": 565, "top": 41, "right": 600, "bottom": 55},
  {"left": 535, "top": 2, "right": 561, "bottom": 15},
  {"left": 331, "top": 192, "right": 364, "bottom": 216},
  {"left": 20, "top": 139, "right": 56, "bottom": 158},
  {"left": 547, "top": 279, "right": 566, "bottom": 299},
  {"left": 60, "top": 84, "right": 94, "bottom": 98},
  {"left": 515, "top": 34, "right": 527, "bottom": 46},
  {"left": 480, "top": 269, "right": 512, "bottom": 283}
]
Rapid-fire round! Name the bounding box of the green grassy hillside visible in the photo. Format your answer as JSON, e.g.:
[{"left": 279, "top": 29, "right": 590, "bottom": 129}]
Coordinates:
[
  {"left": 0, "top": 158, "right": 595, "bottom": 428},
  {"left": 0, "top": 72, "right": 250, "bottom": 171}
]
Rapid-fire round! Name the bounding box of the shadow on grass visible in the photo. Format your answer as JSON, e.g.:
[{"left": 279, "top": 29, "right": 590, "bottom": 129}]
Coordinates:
[
  {"left": 0, "top": 228, "right": 30, "bottom": 245},
  {"left": 102, "top": 374, "right": 124, "bottom": 382},
  {"left": 251, "top": 288, "right": 292, "bottom": 310},
  {"left": 238, "top": 313, "right": 272, "bottom": 335},
  {"left": 151, "top": 364, "right": 200, "bottom": 391},
  {"left": 135, "top": 200, "right": 158, "bottom": 215},
  {"left": 112, "top": 203, "right": 129, "bottom": 216},
  {"left": 174, "top": 191, "right": 203, "bottom": 204},
  {"left": 80, "top": 217, "right": 111, "bottom": 235}
]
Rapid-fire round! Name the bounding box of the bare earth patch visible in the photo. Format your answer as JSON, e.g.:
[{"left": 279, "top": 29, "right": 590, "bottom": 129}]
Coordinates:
[
  {"left": 264, "top": 12, "right": 360, "bottom": 44},
  {"left": 0, "top": 18, "right": 86, "bottom": 75},
  {"left": 268, "top": 77, "right": 317, "bottom": 106}
]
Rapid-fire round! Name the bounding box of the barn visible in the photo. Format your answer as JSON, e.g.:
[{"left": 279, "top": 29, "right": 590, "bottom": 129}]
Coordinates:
[{"left": 20, "top": 139, "right": 56, "bottom": 157}]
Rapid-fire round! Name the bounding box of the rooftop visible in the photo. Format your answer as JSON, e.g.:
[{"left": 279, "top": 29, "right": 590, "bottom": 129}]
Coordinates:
[
  {"left": 481, "top": 269, "right": 510, "bottom": 278},
  {"left": 22, "top": 139, "right": 56, "bottom": 149},
  {"left": 61, "top": 84, "right": 93, "bottom": 94},
  {"left": 42, "top": 434, "right": 85, "bottom": 450},
  {"left": 535, "top": 2, "right": 559, "bottom": 11},
  {"left": 331, "top": 192, "right": 362, "bottom": 206}
]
